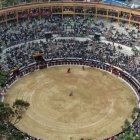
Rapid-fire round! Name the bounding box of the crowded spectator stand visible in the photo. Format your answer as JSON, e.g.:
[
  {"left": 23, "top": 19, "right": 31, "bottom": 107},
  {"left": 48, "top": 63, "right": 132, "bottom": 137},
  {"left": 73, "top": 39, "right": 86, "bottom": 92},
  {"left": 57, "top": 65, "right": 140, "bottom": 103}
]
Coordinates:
[{"left": 0, "top": 2, "right": 140, "bottom": 139}]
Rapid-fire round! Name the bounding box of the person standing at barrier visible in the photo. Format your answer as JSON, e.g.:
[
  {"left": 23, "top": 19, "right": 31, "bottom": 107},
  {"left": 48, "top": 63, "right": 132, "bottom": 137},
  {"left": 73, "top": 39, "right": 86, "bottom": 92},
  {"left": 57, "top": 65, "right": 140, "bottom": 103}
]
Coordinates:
[{"left": 82, "top": 66, "right": 85, "bottom": 70}]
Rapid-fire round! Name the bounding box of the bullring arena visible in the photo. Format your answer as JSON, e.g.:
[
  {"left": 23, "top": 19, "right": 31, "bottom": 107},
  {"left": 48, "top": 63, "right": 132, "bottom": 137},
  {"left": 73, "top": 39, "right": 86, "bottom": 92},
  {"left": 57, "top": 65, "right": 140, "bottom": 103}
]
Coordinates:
[
  {"left": 5, "top": 65, "right": 138, "bottom": 140},
  {"left": 1, "top": 0, "right": 140, "bottom": 140}
]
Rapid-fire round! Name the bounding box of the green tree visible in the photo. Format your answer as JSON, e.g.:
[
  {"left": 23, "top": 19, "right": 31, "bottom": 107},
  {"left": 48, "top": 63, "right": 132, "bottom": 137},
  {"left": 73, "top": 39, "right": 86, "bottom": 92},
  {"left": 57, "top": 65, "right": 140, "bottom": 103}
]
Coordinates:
[
  {"left": 2, "top": 0, "right": 18, "bottom": 7},
  {"left": 0, "top": 99, "right": 30, "bottom": 139},
  {"left": 0, "top": 124, "right": 7, "bottom": 138},
  {"left": 0, "top": 71, "right": 9, "bottom": 88},
  {"left": 124, "top": 119, "right": 131, "bottom": 129},
  {"left": 0, "top": 102, "right": 14, "bottom": 123},
  {"left": 124, "top": 136, "right": 131, "bottom": 140},
  {"left": 131, "top": 107, "right": 140, "bottom": 120},
  {"left": 0, "top": 102, "right": 14, "bottom": 138},
  {"left": 12, "top": 99, "right": 30, "bottom": 125},
  {"left": 26, "top": 0, "right": 32, "bottom": 3},
  {"left": 8, "top": 131, "right": 24, "bottom": 140},
  {"left": 134, "top": 136, "right": 139, "bottom": 140},
  {"left": 132, "top": 107, "right": 140, "bottom": 114}
]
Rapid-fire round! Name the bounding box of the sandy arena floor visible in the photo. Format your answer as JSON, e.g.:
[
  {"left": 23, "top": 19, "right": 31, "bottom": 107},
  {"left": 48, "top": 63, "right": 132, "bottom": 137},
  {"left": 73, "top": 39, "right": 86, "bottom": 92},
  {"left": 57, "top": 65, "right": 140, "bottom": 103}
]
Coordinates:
[{"left": 5, "top": 66, "right": 138, "bottom": 140}]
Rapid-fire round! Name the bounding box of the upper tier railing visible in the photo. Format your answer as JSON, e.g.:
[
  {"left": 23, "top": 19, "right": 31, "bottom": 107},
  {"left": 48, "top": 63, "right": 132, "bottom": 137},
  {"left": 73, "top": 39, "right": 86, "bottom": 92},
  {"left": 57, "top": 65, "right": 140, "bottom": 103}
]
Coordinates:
[{"left": 0, "top": 2, "right": 140, "bottom": 28}]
